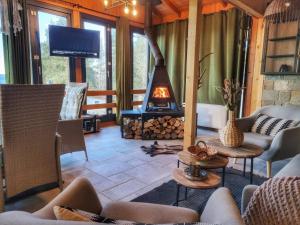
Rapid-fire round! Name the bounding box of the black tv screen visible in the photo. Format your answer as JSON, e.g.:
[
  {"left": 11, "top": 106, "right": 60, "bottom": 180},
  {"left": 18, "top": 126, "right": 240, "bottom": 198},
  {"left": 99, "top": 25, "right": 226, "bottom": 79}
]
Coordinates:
[{"left": 49, "top": 25, "right": 100, "bottom": 58}]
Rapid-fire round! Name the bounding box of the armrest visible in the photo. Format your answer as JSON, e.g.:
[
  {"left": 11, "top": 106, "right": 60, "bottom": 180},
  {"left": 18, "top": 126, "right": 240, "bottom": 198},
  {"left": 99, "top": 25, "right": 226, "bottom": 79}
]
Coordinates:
[
  {"left": 201, "top": 188, "right": 244, "bottom": 225},
  {"left": 236, "top": 117, "right": 255, "bottom": 132},
  {"left": 57, "top": 119, "right": 83, "bottom": 134},
  {"left": 102, "top": 201, "right": 199, "bottom": 224},
  {"left": 241, "top": 185, "right": 258, "bottom": 214},
  {"left": 34, "top": 178, "right": 102, "bottom": 220},
  {"left": 264, "top": 126, "right": 300, "bottom": 162}
]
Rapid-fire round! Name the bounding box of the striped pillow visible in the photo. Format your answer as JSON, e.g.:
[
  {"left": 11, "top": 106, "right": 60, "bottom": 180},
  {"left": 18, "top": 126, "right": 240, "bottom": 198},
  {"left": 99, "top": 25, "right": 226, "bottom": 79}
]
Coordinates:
[{"left": 251, "top": 113, "right": 300, "bottom": 137}]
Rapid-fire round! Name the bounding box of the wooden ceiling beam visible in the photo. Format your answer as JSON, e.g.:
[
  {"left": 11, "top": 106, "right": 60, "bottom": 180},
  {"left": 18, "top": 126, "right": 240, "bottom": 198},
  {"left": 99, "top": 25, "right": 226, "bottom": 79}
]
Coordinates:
[
  {"left": 161, "top": 0, "right": 181, "bottom": 17},
  {"left": 152, "top": 7, "right": 163, "bottom": 19},
  {"left": 227, "top": 0, "right": 267, "bottom": 18}
]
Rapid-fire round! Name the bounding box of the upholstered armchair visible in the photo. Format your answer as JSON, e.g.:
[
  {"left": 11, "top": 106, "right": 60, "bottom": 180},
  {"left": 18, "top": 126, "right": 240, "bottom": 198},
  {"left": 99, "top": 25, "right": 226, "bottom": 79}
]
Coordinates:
[
  {"left": 0, "top": 177, "right": 244, "bottom": 225},
  {"left": 58, "top": 83, "right": 88, "bottom": 160},
  {"left": 236, "top": 105, "right": 300, "bottom": 177}
]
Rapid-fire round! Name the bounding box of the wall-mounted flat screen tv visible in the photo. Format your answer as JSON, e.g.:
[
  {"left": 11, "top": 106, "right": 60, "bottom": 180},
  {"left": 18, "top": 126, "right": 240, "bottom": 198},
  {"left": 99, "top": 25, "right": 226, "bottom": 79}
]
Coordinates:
[{"left": 49, "top": 25, "right": 100, "bottom": 58}]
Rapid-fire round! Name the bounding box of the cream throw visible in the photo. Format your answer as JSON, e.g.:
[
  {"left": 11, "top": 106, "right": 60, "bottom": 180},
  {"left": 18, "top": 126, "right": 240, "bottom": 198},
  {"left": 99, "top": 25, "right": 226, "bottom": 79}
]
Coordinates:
[{"left": 243, "top": 177, "right": 300, "bottom": 225}]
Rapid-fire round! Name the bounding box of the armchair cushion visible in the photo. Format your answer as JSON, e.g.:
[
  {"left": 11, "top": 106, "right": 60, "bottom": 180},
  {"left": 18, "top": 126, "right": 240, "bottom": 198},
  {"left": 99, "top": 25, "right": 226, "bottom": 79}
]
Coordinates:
[
  {"left": 243, "top": 132, "right": 273, "bottom": 150},
  {"left": 251, "top": 113, "right": 300, "bottom": 137},
  {"left": 60, "top": 83, "right": 87, "bottom": 120},
  {"left": 201, "top": 188, "right": 244, "bottom": 225}
]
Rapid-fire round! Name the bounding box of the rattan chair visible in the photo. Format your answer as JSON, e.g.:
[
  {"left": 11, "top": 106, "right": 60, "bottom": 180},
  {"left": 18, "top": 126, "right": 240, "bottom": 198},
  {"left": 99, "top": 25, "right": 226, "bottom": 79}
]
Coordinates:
[
  {"left": 57, "top": 83, "right": 88, "bottom": 160},
  {"left": 0, "top": 84, "right": 65, "bottom": 212}
]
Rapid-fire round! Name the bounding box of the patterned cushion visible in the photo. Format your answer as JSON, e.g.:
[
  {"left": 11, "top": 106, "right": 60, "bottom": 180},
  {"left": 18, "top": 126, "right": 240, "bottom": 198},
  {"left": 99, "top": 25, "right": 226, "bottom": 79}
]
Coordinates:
[
  {"left": 53, "top": 206, "right": 115, "bottom": 223},
  {"left": 251, "top": 113, "right": 300, "bottom": 137},
  {"left": 60, "top": 83, "right": 87, "bottom": 120}
]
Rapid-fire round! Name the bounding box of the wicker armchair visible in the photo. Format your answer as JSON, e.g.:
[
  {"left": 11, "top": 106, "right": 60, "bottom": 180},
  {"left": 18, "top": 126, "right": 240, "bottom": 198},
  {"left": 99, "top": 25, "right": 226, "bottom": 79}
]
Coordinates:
[
  {"left": 0, "top": 84, "right": 65, "bottom": 212},
  {"left": 57, "top": 83, "right": 88, "bottom": 160}
]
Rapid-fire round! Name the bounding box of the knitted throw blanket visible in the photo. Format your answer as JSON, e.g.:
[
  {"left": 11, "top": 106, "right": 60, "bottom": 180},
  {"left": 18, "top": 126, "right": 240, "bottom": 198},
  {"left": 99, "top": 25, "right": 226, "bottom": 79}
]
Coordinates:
[{"left": 243, "top": 177, "right": 300, "bottom": 225}]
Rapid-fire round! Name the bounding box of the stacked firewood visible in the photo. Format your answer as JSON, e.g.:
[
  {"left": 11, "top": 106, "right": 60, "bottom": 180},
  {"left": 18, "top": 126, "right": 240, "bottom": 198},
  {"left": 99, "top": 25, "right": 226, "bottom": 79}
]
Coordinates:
[
  {"left": 144, "top": 116, "right": 184, "bottom": 140},
  {"left": 123, "top": 116, "right": 184, "bottom": 140},
  {"left": 123, "top": 118, "right": 143, "bottom": 139}
]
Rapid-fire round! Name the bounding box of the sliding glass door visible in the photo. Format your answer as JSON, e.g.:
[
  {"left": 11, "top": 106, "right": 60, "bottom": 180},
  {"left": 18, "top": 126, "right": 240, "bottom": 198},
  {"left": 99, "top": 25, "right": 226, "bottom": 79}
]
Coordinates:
[
  {"left": 28, "top": 5, "right": 71, "bottom": 84},
  {"left": 82, "top": 16, "right": 116, "bottom": 116}
]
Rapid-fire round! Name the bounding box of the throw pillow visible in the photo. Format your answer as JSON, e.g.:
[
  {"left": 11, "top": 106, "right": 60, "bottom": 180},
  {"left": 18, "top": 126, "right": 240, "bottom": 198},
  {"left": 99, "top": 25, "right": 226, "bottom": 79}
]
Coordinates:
[
  {"left": 53, "top": 206, "right": 115, "bottom": 223},
  {"left": 251, "top": 113, "right": 300, "bottom": 136},
  {"left": 60, "top": 82, "right": 87, "bottom": 120},
  {"left": 243, "top": 177, "right": 300, "bottom": 225}
]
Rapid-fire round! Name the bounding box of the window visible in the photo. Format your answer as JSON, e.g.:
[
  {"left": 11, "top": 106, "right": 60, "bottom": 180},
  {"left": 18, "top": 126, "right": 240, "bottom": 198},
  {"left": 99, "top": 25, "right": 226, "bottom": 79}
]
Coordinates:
[
  {"left": 0, "top": 35, "right": 5, "bottom": 84},
  {"left": 38, "top": 11, "right": 69, "bottom": 84},
  {"left": 83, "top": 17, "right": 116, "bottom": 116},
  {"left": 27, "top": 6, "right": 71, "bottom": 84},
  {"left": 132, "top": 31, "right": 149, "bottom": 102}
]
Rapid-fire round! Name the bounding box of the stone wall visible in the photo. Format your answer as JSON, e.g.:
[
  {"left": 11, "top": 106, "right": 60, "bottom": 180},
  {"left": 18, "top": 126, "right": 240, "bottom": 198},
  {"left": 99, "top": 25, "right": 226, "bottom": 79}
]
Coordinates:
[{"left": 261, "top": 76, "right": 300, "bottom": 106}]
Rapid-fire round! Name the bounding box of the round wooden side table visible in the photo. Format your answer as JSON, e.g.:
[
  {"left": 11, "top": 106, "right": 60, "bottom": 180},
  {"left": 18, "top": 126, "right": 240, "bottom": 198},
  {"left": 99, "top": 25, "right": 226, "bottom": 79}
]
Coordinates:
[
  {"left": 178, "top": 151, "right": 229, "bottom": 186},
  {"left": 172, "top": 168, "right": 221, "bottom": 206},
  {"left": 201, "top": 136, "right": 263, "bottom": 184}
]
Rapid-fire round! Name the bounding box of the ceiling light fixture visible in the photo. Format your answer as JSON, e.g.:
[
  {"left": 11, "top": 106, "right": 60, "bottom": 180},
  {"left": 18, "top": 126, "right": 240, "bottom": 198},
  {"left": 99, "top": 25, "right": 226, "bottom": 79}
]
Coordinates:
[{"left": 103, "top": 0, "right": 139, "bottom": 17}]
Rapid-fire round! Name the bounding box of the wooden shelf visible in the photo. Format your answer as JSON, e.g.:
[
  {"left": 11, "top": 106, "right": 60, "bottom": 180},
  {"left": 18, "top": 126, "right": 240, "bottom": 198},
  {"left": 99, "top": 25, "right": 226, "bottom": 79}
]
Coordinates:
[
  {"left": 266, "top": 54, "right": 295, "bottom": 59},
  {"left": 269, "top": 36, "right": 297, "bottom": 41},
  {"left": 263, "top": 72, "right": 300, "bottom": 76}
]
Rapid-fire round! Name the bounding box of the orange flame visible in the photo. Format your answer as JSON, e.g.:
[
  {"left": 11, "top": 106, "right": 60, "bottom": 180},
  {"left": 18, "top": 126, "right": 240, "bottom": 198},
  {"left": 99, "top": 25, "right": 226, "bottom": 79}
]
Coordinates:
[{"left": 152, "top": 86, "right": 170, "bottom": 98}]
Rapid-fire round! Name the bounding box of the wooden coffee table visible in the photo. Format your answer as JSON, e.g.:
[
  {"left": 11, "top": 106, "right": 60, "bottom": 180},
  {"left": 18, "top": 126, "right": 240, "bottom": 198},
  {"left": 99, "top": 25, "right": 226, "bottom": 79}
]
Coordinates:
[
  {"left": 172, "top": 168, "right": 221, "bottom": 206},
  {"left": 178, "top": 151, "right": 229, "bottom": 186},
  {"left": 201, "top": 136, "right": 263, "bottom": 184}
]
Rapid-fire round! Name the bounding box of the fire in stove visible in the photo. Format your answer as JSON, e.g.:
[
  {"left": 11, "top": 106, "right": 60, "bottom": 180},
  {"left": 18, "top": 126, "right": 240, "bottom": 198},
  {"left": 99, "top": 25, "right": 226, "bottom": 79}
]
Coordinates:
[{"left": 152, "top": 86, "right": 170, "bottom": 99}]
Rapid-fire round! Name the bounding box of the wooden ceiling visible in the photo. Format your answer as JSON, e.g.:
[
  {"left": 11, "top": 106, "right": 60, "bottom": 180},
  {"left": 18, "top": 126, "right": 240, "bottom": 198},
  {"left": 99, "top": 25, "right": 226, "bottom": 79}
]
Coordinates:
[{"left": 51, "top": 0, "right": 267, "bottom": 26}]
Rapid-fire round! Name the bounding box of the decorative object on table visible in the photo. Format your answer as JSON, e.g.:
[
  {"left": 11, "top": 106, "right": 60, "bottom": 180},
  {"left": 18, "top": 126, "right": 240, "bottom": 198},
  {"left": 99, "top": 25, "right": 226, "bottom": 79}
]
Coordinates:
[
  {"left": 184, "top": 167, "right": 208, "bottom": 181},
  {"left": 217, "top": 79, "right": 244, "bottom": 147},
  {"left": 183, "top": 141, "right": 218, "bottom": 181},
  {"left": 279, "top": 64, "right": 290, "bottom": 73},
  {"left": 264, "top": 0, "right": 300, "bottom": 23},
  {"left": 141, "top": 141, "right": 183, "bottom": 157},
  {"left": 187, "top": 141, "right": 218, "bottom": 161}
]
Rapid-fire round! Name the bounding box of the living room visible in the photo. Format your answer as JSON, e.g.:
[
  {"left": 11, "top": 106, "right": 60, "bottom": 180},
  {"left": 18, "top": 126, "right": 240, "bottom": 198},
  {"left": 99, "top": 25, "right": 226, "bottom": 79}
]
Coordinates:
[{"left": 0, "top": 0, "right": 299, "bottom": 225}]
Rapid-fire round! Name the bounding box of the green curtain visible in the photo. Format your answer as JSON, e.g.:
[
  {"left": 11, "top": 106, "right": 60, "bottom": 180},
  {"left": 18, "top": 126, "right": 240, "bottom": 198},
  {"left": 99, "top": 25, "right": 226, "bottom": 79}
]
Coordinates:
[
  {"left": 150, "top": 8, "right": 246, "bottom": 106},
  {"left": 116, "top": 17, "right": 132, "bottom": 122},
  {"left": 149, "top": 20, "right": 188, "bottom": 104},
  {"left": 198, "top": 9, "right": 245, "bottom": 104},
  {"left": 3, "top": 0, "right": 31, "bottom": 84}
]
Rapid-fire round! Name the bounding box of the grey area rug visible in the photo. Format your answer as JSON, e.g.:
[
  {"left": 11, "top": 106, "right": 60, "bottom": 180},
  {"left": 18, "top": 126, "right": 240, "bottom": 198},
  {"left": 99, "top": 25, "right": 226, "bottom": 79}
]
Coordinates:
[{"left": 132, "top": 168, "right": 266, "bottom": 213}]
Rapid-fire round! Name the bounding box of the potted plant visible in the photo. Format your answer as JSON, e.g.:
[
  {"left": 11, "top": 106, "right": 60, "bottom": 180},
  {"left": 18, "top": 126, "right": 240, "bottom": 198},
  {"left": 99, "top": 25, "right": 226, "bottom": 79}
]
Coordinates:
[{"left": 217, "top": 78, "right": 244, "bottom": 147}]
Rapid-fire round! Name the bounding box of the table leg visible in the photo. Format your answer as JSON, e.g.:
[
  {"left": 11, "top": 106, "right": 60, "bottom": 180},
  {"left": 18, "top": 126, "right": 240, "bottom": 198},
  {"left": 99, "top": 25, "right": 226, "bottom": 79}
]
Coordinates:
[
  {"left": 250, "top": 158, "right": 254, "bottom": 184},
  {"left": 175, "top": 184, "right": 180, "bottom": 206},
  {"left": 243, "top": 158, "right": 246, "bottom": 177},
  {"left": 185, "top": 187, "right": 188, "bottom": 200},
  {"left": 222, "top": 167, "right": 226, "bottom": 187}
]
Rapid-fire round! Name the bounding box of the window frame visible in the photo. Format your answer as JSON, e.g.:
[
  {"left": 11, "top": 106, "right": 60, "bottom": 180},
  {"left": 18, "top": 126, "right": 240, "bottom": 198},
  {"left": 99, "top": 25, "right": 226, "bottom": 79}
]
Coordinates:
[
  {"left": 130, "top": 26, "right": 150, "bottom": 103},
  {"left": 27, "top": 0, "right": 73, "bottom": 84},
  {"left": 80, "top": 13, "right": 116, "bottom": 120}
]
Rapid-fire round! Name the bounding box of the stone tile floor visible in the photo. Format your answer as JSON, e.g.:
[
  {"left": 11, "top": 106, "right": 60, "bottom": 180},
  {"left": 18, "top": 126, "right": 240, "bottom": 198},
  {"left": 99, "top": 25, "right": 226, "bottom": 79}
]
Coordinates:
[{"left": 5, "top": 126, "right": 289, "bottom": 212}]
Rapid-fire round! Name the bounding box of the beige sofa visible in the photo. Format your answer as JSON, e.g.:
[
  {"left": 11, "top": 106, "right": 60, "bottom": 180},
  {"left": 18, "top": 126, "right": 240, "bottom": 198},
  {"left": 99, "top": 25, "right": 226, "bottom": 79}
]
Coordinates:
[
  {"left": 1, "top": 154, "right": 299, "bottom": 225},
  {"left": 0, "top": 177, "right": 243, "bottom": 225}
]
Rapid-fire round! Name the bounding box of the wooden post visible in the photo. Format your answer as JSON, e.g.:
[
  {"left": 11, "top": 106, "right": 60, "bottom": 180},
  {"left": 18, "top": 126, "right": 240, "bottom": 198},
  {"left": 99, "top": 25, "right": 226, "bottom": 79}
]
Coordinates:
[
  {"left": 183, "top": 0, "right": 202, "bottom": 150},
  {"left": 72, "top": 9, "right": 83, "bottom": 82}
]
